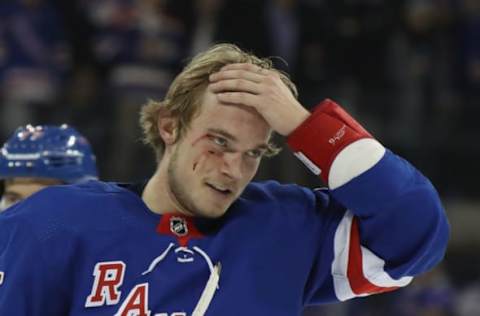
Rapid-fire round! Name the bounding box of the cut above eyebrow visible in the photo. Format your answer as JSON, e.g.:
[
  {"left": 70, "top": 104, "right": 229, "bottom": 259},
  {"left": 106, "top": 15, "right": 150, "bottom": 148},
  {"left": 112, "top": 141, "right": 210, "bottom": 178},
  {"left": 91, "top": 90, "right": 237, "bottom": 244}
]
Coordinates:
[{"left": 207, "top": 128, "right": 269, "bottom": 150}]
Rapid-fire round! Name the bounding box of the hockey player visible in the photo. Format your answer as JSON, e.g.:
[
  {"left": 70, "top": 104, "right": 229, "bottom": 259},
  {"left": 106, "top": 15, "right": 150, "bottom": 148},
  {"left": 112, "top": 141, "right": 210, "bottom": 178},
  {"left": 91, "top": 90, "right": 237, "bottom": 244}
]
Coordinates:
[
  {"left": 0, "top": 124, "right": 98, "bottom": 212},
  {"left": 0, "top": 44, "right": 449, "bottom": 315}
]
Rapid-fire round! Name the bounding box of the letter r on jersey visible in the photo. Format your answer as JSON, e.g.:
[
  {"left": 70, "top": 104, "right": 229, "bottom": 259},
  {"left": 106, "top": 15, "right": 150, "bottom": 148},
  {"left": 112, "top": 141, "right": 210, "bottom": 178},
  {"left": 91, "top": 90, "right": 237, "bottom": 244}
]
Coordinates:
[{"left": 85, "top": 261, "right": 126, "bottom": 307}]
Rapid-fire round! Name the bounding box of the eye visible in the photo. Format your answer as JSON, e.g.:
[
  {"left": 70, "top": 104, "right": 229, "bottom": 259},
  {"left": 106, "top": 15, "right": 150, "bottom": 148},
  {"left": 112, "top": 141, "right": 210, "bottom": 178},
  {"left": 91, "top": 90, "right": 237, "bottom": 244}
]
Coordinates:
[
  {"left": 210, "top": 135, "right": 228, "bottom": 147},
  {"left": 245, "top": 149, "right": 263, "bottom": 159}
]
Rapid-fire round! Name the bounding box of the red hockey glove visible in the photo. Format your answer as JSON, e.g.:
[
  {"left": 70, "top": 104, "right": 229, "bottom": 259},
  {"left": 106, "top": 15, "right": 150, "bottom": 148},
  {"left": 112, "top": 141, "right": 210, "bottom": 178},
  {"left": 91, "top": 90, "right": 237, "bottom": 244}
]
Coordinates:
[{"left": 287, "top": 99, "right": 374, "bottom": 184}]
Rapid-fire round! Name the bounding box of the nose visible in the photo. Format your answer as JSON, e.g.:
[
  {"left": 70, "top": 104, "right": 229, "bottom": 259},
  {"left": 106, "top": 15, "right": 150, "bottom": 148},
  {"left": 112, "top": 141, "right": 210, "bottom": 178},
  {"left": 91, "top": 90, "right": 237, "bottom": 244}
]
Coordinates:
[{"left": 220, "top": 152, "right": 243, "bottom": 180}]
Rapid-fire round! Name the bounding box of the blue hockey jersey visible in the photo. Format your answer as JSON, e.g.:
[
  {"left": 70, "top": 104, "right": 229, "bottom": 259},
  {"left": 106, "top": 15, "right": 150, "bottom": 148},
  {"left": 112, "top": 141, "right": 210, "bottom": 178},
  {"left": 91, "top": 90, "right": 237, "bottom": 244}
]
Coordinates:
[{"left": 0, "top": 101, "right": 449, "bottom": 315}]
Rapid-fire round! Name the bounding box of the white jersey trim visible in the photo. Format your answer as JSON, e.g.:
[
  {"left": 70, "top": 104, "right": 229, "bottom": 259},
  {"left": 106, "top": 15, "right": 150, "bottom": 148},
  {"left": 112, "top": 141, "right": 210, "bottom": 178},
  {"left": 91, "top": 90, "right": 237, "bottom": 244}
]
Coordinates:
[{"left": 329, "top": 139, "right": 385, "bottom": 189}]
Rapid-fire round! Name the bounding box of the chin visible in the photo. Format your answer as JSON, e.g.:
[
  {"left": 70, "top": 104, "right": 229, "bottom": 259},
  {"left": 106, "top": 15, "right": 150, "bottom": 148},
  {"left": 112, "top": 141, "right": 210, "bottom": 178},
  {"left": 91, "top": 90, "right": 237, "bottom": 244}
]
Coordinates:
[
  {"left": 201, "top": 208, "right": 228, "bottom": 219},
  {"left": 195, "top": 204, "right": 229, "bottom": 219}
]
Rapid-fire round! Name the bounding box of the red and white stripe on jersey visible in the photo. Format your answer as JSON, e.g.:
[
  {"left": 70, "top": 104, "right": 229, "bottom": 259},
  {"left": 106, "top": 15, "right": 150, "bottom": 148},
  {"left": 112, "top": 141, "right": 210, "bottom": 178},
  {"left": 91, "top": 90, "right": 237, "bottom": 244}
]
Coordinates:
[{"left": 331, "top": 211, "right": 413, "bottom": 301}]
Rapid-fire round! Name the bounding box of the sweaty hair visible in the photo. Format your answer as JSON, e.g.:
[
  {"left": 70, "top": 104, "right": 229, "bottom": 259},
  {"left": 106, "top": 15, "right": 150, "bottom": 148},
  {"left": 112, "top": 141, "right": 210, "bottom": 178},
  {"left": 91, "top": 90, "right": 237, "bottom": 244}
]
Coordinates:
[{"left": 140, "top": 43, "right": 298, "bottom": 162}]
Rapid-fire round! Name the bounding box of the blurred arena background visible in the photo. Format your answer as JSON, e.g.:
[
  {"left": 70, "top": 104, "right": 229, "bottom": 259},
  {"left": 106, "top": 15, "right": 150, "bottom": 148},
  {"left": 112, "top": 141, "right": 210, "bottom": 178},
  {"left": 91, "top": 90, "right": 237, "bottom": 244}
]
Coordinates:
[{"left": 0, "top": 0, "right": 479, "bottom": 315}]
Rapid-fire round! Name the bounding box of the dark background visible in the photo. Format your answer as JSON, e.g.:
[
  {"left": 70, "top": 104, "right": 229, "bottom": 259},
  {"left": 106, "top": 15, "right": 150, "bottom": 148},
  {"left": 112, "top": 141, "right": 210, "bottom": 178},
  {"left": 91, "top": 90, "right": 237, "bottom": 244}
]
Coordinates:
[{"left": 0, "top": 0, "right": 479, "bottom": 315}]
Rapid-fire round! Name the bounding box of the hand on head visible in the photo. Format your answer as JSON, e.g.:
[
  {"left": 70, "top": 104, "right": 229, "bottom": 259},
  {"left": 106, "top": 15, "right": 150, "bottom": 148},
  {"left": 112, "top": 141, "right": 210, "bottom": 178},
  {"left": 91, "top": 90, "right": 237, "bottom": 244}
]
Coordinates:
[{"left": 208, "top": 63, "right": 310, "bottom": 136}]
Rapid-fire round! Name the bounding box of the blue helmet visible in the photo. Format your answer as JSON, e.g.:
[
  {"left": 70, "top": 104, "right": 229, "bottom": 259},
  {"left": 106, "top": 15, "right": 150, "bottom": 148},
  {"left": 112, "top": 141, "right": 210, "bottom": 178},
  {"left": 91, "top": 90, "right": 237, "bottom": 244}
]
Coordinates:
[{"left": 0, "top": 124, "right": 98, "bottom": 183}]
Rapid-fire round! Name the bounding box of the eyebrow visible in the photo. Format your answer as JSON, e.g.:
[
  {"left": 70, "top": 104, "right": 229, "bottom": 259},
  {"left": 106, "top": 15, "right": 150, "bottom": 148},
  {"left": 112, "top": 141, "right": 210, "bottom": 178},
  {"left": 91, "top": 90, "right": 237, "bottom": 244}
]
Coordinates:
[{"left": 206, "top": 128, "right": 269, "bottom": 150}]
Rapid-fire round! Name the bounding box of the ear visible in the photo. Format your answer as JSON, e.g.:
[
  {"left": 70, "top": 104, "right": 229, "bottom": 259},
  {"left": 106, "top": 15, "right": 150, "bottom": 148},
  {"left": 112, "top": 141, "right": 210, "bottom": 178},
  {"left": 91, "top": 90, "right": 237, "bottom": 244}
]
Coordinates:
[{"left": 157, "top": 110, "right": 178, "bottom": 145}]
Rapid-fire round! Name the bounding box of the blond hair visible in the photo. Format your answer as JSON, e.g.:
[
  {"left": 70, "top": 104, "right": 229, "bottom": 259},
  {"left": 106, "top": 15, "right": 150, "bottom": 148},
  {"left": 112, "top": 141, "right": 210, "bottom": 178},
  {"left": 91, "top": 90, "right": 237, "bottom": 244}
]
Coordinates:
[{"left": 140, "top": 43, "right": 298, "bottom": 162}]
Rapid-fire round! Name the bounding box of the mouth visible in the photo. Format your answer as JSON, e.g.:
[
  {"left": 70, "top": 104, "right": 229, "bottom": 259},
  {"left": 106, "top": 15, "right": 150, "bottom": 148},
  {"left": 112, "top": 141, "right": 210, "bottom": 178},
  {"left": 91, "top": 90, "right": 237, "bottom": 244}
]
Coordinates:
[{"left": 205, "top": 182, "right": 233, "bottom": 197}]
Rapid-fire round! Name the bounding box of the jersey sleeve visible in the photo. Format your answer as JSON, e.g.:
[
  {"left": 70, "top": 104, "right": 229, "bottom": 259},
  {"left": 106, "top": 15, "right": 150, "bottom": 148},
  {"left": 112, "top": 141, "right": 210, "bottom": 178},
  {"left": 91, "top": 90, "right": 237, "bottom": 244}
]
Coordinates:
[
  {"left": 0, "top": 201, "right": 70, "bottom": 314},
  {"left": 288, "top": 99, "right": 450, "bottom": 303}
]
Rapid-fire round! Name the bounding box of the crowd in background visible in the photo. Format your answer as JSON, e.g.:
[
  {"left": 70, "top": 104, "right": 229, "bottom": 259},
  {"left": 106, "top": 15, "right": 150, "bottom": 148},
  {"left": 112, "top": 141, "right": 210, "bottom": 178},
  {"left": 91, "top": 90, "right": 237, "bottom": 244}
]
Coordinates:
[{"left": 0, "top": 0, "right": 479, "bottom": 315}]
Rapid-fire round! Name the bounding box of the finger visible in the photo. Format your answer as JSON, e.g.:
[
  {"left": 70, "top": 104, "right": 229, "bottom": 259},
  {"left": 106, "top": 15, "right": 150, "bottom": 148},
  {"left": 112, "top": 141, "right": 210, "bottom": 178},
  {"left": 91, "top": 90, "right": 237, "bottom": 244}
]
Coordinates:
[
  {"left": 209, "top": 79, "right": 262, "bottom": 94},
  {"left": 216, "top": 91, "right": 259, "bottom": 108},
  {"left": 221, "top": 63, "right": 269, "bottom": 75},
  {"left": 221, "top": 63, "right": 262, "bottom": 71},
  {"left": 210, "top": 69, "right": 264, "bottom": 83}
]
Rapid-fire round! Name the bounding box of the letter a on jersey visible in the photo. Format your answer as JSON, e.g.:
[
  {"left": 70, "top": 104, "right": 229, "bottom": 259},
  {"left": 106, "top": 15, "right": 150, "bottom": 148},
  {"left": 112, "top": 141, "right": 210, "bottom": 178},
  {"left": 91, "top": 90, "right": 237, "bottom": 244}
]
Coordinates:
[
  {"left": 115, "top": 283, "right": 151, "bottom": 316},
  {"left": 85, "top": 261, "right": 126, "bottom": 307}
]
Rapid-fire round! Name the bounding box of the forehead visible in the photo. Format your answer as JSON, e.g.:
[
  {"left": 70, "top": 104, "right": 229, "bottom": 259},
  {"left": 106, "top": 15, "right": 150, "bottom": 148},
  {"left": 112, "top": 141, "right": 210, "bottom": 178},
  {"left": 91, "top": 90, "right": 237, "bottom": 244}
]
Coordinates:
[{"left": 192, "top": 90, "right": 271, "bottom": 143}]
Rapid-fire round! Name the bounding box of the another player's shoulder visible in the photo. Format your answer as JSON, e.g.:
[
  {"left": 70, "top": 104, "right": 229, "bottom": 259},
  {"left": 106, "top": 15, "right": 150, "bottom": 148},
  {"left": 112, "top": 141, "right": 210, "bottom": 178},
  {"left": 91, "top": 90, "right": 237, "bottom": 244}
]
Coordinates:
[
  {"left": 8, "top": 180, "right": 124, "bottom": 209},
  {"left": 0, "top": 180, "right": 134, "bottom": 230},
  {"left": 46, "top": 179, "right": 126, "bottom": 196}
]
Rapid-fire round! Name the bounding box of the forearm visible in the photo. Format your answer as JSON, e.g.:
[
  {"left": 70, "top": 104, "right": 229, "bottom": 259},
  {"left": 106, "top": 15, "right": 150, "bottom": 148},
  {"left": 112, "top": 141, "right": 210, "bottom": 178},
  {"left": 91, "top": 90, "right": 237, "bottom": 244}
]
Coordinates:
[{"left": 289, "top": 99, "right": 449, "bottom": 299}]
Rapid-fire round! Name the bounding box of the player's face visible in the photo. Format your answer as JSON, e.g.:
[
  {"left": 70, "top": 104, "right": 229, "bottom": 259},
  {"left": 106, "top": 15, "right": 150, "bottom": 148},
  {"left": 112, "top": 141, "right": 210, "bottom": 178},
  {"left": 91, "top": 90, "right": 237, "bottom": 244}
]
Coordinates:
[
  {"left": 0, "top": 177, "right": 62, "bottom": 212},
  {"left": 166, "top": 89, "right": 271, "bottom": 218}
]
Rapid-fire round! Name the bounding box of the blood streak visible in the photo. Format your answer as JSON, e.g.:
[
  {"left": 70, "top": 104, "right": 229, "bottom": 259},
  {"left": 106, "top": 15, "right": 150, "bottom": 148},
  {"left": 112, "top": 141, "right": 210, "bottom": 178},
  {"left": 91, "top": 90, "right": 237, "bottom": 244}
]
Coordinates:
[{"left": 190, "top": 134, "right": 211, "bottom": 171}]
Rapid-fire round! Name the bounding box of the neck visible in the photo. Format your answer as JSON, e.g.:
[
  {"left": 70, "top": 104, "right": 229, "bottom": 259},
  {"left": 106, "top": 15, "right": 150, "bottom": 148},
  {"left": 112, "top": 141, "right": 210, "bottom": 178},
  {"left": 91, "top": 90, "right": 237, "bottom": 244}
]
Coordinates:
[
  {"left": 142, "top": 162, "right": 172, "bottom": 214},
  {"left": 142, "top": 162, "right": 193, "bottom": 216}
]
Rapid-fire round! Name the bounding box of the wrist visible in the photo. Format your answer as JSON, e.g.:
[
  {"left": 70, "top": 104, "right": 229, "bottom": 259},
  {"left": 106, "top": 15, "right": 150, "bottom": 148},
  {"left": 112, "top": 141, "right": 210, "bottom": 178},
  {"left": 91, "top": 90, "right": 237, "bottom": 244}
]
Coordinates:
[{"left": 283, "top": 107, "right": 311, "bottom": 136}]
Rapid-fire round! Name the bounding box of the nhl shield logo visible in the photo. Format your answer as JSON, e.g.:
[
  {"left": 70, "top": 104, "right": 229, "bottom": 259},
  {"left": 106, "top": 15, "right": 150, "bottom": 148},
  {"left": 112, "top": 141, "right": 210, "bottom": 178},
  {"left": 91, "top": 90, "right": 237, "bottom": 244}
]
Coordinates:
[{"left": 170, "top": 217, "right": 188, "bottom": 236}]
